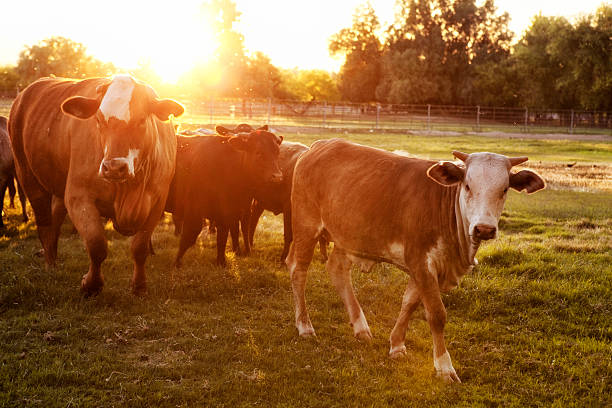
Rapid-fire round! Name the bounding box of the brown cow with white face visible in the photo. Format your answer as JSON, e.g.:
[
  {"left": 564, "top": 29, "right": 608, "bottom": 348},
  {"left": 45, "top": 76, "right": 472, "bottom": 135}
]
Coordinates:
[
  {"left": 287, "top": 138, "right": 545, "bottom": 383},
  {"left": 9, "top": 74, "right": 183, "bottom": 295}
]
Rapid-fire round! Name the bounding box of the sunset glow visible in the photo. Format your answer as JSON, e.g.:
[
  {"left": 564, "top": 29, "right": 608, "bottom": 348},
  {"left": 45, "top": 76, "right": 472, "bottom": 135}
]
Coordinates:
[{"left": 0, "top": 0, "right": 607, "bottom": 79}]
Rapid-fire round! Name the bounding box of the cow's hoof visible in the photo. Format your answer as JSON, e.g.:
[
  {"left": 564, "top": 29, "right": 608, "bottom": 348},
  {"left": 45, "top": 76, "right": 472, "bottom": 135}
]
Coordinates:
[
  {"left": 355, "top": 329, "right": 373, "bottom": 343},
  {"left": 81, "top": 274, "right": 103, "bottom": 297},
  {"left": 389, "top": 345, "right": 407, "bottom": 359},
  {"left": 299, "top": 329, "right": 316, "bottom": 338},
  {"left": 297, "top": 322, "right": 316, "bottom": 338},
  {"left": 131, "top": 280, "right": 147, "bottom": 296},
  {"left": 436, "top": 368, "right": 461, "bottom": 384}
]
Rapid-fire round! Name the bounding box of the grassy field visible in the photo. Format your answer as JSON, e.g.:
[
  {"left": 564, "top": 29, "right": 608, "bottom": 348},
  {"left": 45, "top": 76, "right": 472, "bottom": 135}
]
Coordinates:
[{"left": 0, "top": 131, "right": 611, "bottom": 407}]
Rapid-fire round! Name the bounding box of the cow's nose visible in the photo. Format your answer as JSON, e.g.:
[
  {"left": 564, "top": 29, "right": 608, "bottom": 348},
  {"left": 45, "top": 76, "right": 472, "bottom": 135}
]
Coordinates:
[
  {"left": 473, "top": 224, "right": 497, "bottom": 240},
  {"left": 101, "top": 159, "right": 129, "bottom": 180}
]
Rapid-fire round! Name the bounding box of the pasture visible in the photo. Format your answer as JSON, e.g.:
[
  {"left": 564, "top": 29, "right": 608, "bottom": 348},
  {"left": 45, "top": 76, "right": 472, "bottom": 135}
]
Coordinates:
[{"left": 1, "top": 131, "right": 611, "bottom": 407}]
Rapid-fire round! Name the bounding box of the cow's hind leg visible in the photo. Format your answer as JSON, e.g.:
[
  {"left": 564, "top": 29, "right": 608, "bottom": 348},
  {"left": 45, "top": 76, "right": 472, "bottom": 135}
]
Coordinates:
[
  {"left": 229, "top": 220, "right": 240, "bottom": 254},
  {"left": 327, "top": 247, "right": 372, "bottom": 341},
  {"left": 0, "top": 177, "right": 8, "bottom": 228},
  {"left": 174, "top": 212, "right": 203, "bottom": 268},
  {"left": 389, "top": 279, "right": 421, "bottom": 358},
  {"left": 7, "top": 177, "right": 16, "bottom": 208},
  {"left": 248, "top": 201, "right": 265, "bottom": 250},
  {"left": 216, "top": 223, "right": 230, "bottom": 266},
  {"left": 16, "top": 179, "right": 28, "bottom": 222},
  {"left": 286, "top": 226, "right": 318, "bottom": 337}
]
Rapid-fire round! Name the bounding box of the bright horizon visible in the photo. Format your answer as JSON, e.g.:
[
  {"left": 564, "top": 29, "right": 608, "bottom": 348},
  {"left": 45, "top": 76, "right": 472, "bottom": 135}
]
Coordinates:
[{"left": 0, "top": 0, "right": 608, "bottom": 83}]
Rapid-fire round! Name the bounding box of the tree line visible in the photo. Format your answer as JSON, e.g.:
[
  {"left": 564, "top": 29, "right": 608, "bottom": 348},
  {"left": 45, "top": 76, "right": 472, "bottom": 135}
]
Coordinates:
[
  {"left": 1, "top": 0, "right": 610, "bottom": 111},
  {"left": 331, "top": 0, "right": 612, "bottom": 111}
]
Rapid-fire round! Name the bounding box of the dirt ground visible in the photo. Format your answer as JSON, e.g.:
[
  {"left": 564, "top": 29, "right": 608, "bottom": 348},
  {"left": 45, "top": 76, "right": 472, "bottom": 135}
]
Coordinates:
[{"left": 519, "top": 162, "right": 612, "bottom": 192}]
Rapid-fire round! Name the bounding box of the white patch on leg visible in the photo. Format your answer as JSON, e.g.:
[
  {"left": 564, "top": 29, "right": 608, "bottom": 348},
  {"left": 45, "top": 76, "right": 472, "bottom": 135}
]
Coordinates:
[
  {"left": 99, "top": 75, "right": 135, "bottom": 123},
  {"left": 296, "top": 320, "right": 315, "bottom": 337},
  {"left": 434, "top": 350, "right": 454, "bottom": 372},
  {"left": 352, "top": 309, "right": 372, "bottom": 340},
  {"left": 434, "top": 350, "right": 460, "bottom": 382},
  {"left": 389, "top": 344, "right": 407, "bottom": 358}
]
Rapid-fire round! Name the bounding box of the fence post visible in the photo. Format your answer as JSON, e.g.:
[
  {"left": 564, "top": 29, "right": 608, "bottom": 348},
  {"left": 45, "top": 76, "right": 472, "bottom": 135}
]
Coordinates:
[
  {"left": 427, "top": 104, "right": 431, "bottom": 131},
  {"left": 323, "top": 101, "right": 327, "bottom": 127},
  {"left": 477, "top": 105, "right": 481, "bottom": 132},
  {"left": 267, "top": 97, "right": 271, "bottom": 126},
  {"left": 570, "top": 110, "right": 574, "bottom": 134},
  {"left": 524, "top": 107, "right": 528, "bottom": 132}
]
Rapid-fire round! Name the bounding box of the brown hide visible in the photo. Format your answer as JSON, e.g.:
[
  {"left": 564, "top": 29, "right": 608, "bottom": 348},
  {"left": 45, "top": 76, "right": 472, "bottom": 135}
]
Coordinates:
[
  {"left": 9, "top": 76, "right": 180, "bottom": 295},
  {"left": 287, "top": 138, "right": 544, "bottom": 383}
]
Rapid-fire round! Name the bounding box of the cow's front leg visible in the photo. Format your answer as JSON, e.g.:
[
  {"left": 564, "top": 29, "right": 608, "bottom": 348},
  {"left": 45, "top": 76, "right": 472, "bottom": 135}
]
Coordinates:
[
  {"left": 418, "top": 274, "right": 460, "bottom": 383},
  {"left": 327, "top": 247, "right": 372, "bottom": 341},
  {"left": 65, "top": 195, "right": 107, "bottom": 296},
  {"left": 389, "top": 279, "right": 421, "bottom": 359},
  {"left": 131, "top": 230, "right": 152, "bottom": 295}
]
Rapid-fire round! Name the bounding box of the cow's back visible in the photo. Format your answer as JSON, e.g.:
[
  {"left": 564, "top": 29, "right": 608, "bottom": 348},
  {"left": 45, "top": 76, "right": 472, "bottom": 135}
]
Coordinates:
[
  {"left": 174, "top": 136, "right": 250, "bottom": 222},
  {"left": 9, "top": 77, "right": 107, "bottom": 198},
  {"left": 292, "top": 138, "right": 454, "bottom": 261}
]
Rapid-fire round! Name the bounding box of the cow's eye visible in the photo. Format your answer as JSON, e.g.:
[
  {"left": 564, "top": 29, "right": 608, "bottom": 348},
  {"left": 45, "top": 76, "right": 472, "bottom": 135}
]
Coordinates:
[{"left": 465, "top": 183, "right": 470, "bottom": 192}]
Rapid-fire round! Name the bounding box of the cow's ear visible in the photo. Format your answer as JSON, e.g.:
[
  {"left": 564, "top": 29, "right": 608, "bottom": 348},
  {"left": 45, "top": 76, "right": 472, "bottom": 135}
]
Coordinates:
[
  {"left": 257, "top": 124, "right": 269, "bottom": 131},
  {"left": 276, "top": 134, "right": 283, "bottom": 145},
  {"left": 151, "top": 98, "right": 184, "bottom": 121},
  {"left": 510, "top": 170, "right": 545, "bottom": 193},
  {"left": 427, "top": 161, "right": 465, "bottom": 186},
  {"left": 61, "top": 96, "right": 101, "bottom": 119},
  {"left": 228, "top": 135, "right": 250, "bottom": 152},
  {"left": 216, "top": 126, "right": 232, "bottom": 136}
]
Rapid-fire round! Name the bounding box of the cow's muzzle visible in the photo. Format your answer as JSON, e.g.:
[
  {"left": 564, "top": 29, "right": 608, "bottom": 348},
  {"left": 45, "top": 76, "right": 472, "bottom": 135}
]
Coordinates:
[
  {"left": 100, "top": 158, "right": 132, "bottom": 181},
  {"left": 473, "top": 224, "right": 497, "bottom": 241}
]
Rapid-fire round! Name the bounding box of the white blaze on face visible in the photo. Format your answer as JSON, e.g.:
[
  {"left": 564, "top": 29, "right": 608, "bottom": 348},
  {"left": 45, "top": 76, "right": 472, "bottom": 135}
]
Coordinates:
[
  {"left": 125, "top": 149, "right": 139, "bottom": 176},
  {"left": 459, "top": 153, "right": 510, "bottom": 238},
  {"left": 99, "top": 75, "right": 135, "bottom": 123}
]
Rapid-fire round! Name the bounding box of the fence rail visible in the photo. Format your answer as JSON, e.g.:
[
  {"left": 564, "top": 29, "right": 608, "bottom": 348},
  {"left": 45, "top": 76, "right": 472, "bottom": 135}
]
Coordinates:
[{"left": 2, "top": 97, "right": 611, "bottom": 134}]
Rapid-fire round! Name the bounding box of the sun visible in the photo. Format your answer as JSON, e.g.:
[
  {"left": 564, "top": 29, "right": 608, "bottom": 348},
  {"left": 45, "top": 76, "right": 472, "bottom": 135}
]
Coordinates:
[{"left": 144, "top": 15, "right": 217, "bottom": 84}]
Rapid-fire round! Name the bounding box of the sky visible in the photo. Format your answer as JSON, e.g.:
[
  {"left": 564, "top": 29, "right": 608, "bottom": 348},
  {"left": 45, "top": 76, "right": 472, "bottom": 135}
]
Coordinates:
[{"left": 0, "top": 0, "right": 608, "bottom": 81}]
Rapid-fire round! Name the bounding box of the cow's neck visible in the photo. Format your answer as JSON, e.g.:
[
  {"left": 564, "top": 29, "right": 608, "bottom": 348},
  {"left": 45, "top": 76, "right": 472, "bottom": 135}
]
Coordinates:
[
  {"left": 111, "top": 145, "right": 155, "bottom": 234},
  {"left": 452, "top": 187, "right": 479, "bottom": 267}
]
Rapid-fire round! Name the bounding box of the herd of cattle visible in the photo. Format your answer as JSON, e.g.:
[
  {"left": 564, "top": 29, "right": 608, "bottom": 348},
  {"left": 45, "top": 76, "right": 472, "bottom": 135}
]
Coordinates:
[{"left": 1, "top": 75, "right": 546, "bottom": 383}]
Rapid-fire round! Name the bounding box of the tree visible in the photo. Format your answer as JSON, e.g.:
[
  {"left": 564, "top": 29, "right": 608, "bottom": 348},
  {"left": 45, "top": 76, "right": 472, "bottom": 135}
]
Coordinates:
[
  {"left": 0, "top": 65, "right": 19, "bottom": 96},
  {"left": 329, "top": 2, "right": 383, "bottom": 102},
  {"left": 201, "top": 0, "right": 247, "bottom": 97},
  {"left": 377, "top": 0, "right": 513, "bottom": 105},
  {"left": 16, "top": 36, "right": 115, "bottom": 87},
  {"left": 279, "top": 69, "right": 341, "bottom": 101},
  {"left": 242, "top": 52, "right": 283, "bottom": 98}
]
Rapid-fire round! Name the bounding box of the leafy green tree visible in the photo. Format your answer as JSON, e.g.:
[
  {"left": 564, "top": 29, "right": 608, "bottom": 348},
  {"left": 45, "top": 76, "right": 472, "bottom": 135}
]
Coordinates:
[
  {"left": 242, "top": 52, "right": 283, "bottom": 98},
  {"left": 567, "top": 5, "right": 612, "bottom": 110},
  {"left": 16, "top": 36, "right": 115, "bottom": 87},
  {"left": 279, "top": 69, "right": 341, "bottom": 101},
  {"left": 377, "top": 0, "right": 513, "bottom": 105},
  {"left": 329, "top": 2, "right": 383, "bottom": 102},
  {"left": 0, "top": 65, "right": 20, "bottom": 96}
]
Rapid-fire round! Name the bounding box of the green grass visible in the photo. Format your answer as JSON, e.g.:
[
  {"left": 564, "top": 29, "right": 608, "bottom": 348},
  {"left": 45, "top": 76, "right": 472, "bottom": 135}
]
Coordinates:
[{"left": 0, "top": 133, "right": 611, "bottom": 407}]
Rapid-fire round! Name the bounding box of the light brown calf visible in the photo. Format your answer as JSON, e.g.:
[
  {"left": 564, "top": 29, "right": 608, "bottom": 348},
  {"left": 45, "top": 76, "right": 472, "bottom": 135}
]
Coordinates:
[{"left": 287, "top": 138, "right": 545, "bottom": 382}]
